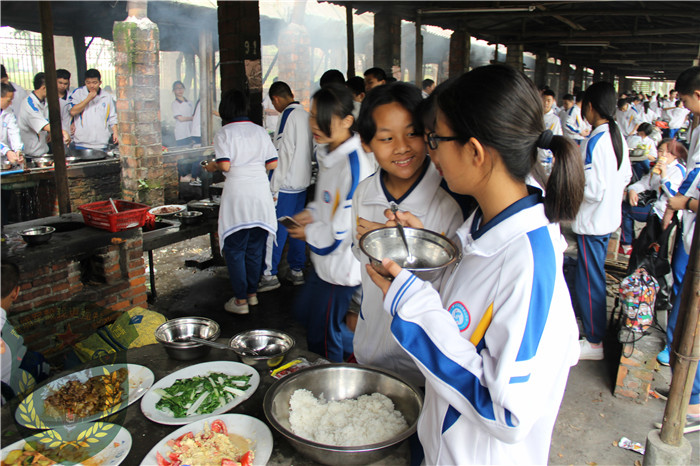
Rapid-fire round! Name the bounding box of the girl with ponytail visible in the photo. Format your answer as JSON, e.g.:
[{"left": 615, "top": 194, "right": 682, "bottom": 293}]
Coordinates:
[
  {"left": 365, "top": 64, "right": 585, "bottom": 464},
  {"left": 573, "top": 81, "right": 633, "bottom": 360}
]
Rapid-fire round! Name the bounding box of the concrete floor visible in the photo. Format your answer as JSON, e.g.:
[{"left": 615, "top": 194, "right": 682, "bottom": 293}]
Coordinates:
[{"left": 147, "top": 235, "right": 700, "bottom": 465}]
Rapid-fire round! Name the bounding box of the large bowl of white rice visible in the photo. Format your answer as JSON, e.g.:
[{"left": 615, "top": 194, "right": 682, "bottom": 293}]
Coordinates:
[{"left": 263, "top": 363, "right": 423, "bottom": 465}]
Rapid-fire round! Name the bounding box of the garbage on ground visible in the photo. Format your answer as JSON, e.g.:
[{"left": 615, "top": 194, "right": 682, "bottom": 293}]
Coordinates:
[{"left": 618, "top": 437, "right": 645, "bottom": 455}]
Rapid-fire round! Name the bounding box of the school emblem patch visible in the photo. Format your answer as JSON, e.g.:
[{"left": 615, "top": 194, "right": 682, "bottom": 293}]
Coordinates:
[
  {"left": 448, "top": 301, "right": 470, "bottom": 332},
  {"left": 323, "top": 190, "right": 331, "bottom": 203}
]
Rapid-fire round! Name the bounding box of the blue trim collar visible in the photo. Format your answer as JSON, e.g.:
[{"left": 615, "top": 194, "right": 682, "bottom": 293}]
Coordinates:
[{"left": 470, "top": 187, "right": 544, "bottom": 240}]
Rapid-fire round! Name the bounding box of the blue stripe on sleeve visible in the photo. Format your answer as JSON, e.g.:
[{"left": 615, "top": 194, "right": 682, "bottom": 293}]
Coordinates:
[
  {"left": 678, "top": 164, "right": 687, "bottom": 178},
  {"left": 391, "top": 275, "right": 417, "bottom": 316},
  {"left": 566, "top": 124, "right": 579, "bottom": 134},
  {"left": 509, "top": 374, "right": 531, "bottom": 384},
  {"left": 441, "top": 405, "right": 460, "bottom": 433},
  {"left": 585, "top": 131, "right": 605, "bottom": 166},
  {"left": 515, "top": 227, "right": 556, "bottom": 362},
  {"left": 346, "top": 150, "right": 361, "bottom": 200},
  {"left": 679, "top": 167, "right": 700, "bottom": 195},
  {"left": 309, "top": 238, "right": 342, "bottom": 256},
  {"left": 27, "top": 96, "right": 38, "bottom": 112},
  {"left": 266, "top": 157, "right": 278, "bottom": 164},
  {"left": 664, "top": 181, "right": 677, "bottom": 197},
  {"left": 505, "top": 410, "right": 515, "bottom": 427}
]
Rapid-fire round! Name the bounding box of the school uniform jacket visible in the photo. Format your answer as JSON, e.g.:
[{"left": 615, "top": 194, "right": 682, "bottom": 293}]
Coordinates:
[
  {"left": 615, "top": 108, "right": 640, "bottom": 138},
  {"left": 628, "top": 160, "right": 685, "bottom": 219},
  {"left": 563, "top": 105, "right": 589, "bottom": 142},
  {"left": 18, "top": 92, "right": 49, "bottom": 156},
  {"left": 572, "top": 123, "right": 632, "bottom": 236},
  {"left": 306, "top": 134, "right": 372, "bottom": 286},
  {"left": 8, "top": 82, "right": 27, "bottom": 119},
  {"left": 351, "top": 161, "right": 462, "bottom": 387},
  {"left": 69, "top": 87, "right": 117, "bottom": 149},
  {"left": 382, "top": 190, "right": 579, "bottom": 465},
  {"left": 270, "top": 102, "right": 313, "bottom": 195},
  {"left": 678, "top": 131, "right": 700, "bottom": 254},
  {"left": 0, "top": 108, "right": 23, "bottom": 157},
  {"left": 543, "top": 109, "right": 562, "bottom": 135}
]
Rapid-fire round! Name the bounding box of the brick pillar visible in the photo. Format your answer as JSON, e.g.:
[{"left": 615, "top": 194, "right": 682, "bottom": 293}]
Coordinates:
[
  {"left": 277, "top": 24, "right": 312, "bottom": 109},
  {"left": 373, "top": 9, "right": 401, "bottom": 80},
  {"left": 449, "top": 29, "right": 470, "bottom": 78},
  {"left": 218, "top": 1, "right": 263, "bottom": 123},
  {"left": 559, "top": 59, "right": 571, "bottom": 99},
  {"left": 535, "top": 51, "right": 549, "bottom": 88},
  {"left": 113, "top": 4, "right": 163, "bottom": 205},
  {"left": 505, "top": 44, "right": 524, "bottom": 71},
  {"left": 574, "top": 64, "right": 585, "bottom": 93}
]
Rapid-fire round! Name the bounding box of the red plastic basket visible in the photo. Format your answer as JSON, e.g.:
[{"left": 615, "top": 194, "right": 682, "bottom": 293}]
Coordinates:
[{"left": 78, "top": 200, "right": 150, "bottom": 232}]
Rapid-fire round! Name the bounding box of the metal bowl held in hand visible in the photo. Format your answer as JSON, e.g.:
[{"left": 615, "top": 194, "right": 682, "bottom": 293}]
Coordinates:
[
  {"left": 19, "top": 226, "right": 55, "bottom": 245},
  {"left": 155, "top": 317, "right": 221, "bottom": 360},
  {"left": 360, "top": 227, "right": 460, "bottom": 272},
  {"left": 264, "top": 363, "right": 423, "bottom": 465},
  {"left": 228, "top": 329, "right": 294, "bottom": 369}
]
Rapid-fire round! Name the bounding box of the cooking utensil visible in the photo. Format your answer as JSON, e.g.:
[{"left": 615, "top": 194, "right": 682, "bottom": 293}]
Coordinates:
[
  {"left": 154, "top": 317, "right": 221, "bottom": 361},
  {"left": 69, "top": 148, "right": 108, "bottom": 161},
  {"left": 228, "top": 329, "right": 294, "bottom": 369},
  {"left": 19, "top": 226, "right": 56, "bottom": 245},
  {"left": 264, "top": 364, "right": 423, "bottom": 465},
  {"left": 187, "top": 336, "right": 239, "bottom": 352},
  {"left": 30, "top": 157, "right": 54, "bottom": 168},
  {"left": 390, "top": 204, "right": 416, "bottom": 266},
  {"left": 174, "top": 210, "right": 203, "bottom": 225},
  {"left": 109, "top": 198, "right": 119, "bottom": 213}
]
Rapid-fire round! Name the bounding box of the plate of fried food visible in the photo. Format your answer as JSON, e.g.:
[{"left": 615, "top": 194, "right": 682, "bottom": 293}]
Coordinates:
[
  {"left": 14, "top": 364, "right": 154, "bottom": 429},
  {"left": 1, "top": 422, "right": 132, "bottom": 465}
]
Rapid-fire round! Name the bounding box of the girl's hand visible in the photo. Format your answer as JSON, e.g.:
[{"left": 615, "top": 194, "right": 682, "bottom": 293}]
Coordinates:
[
  {"left": 356, "top": 217, "right": 386, "bottom": 240},
  {"left": 287, "top": 224, "right": 306, "bottom": 241},
  {"left": 384, "top": 209, "right": 424, "bottom": 229},
  {"left": 628, "top": 189, "right": 639, "bottom": 206},
  {"left": 656, "top": 158, "right": 668, "bottom": 178},
  {"left": 293, "top": 210, "right": 313, "bottom": 226},
  {"left": 667, "top": 195, "right": 687, "bottom": 212},
  {"left": 366, "top": 258, "right": 403, "bottom": 299}
]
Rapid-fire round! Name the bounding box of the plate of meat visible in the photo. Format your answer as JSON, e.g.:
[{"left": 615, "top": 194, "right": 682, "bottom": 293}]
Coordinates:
[
  {"left": 15, "top": 364, "right": 154, "bottom": 429},
  {"left": 148, "top": 205, "right": 186, "bottom": 217}
]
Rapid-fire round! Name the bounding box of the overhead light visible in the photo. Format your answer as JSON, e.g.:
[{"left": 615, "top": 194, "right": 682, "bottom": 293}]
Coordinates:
[
  {"left": 600, "top": 59, "right": 636, "bottom": 65},
  {"left": 559, "top": 40, "right": 610, "bottom": 47},
  {"left": 626, "top": 76, "right": 651, "bottom": 80},
  {"left": 420, "top": 6, "right": 536, "bottom": 14}
]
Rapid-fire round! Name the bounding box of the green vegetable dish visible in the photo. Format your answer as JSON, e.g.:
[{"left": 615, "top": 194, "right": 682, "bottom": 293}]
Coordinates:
[{"left": 154, "top": 372, "right": 253, "bottom": 418}]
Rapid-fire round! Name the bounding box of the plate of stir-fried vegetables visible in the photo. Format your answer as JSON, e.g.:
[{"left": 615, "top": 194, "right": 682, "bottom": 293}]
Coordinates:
[
  {"left": 140, "top": 362, "right": 259, "bottom": 425},
  {"left": 140, "top": 415, "right": 273, "bottom": 466}
]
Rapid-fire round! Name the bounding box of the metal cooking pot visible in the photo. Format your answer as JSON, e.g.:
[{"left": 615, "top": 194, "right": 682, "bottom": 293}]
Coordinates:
[
  {"left": 69, "top": 148, "right": 108, "bottom": 161},
  {"left": 31, "top": 157, "right": 54, "bottom": 168}
]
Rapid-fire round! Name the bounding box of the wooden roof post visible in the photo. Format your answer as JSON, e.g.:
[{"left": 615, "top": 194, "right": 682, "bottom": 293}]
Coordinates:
[
  {"left": 346, "top": 3, "right": 355, "bottom": 78},
  {"left": 415, "top": 11, "right": 423, "bottom": 86}
]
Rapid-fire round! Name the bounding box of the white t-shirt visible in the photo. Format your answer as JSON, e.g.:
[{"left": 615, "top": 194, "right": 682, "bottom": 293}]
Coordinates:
[
  {"left": 18, "top": 92, "right": 49, "bottom": 156},
  {"left": 172, "top": 99, "right": 194, "bottom": 141},
  {"left": 69, "top": 87, "right": 117, "bottom": 149}
]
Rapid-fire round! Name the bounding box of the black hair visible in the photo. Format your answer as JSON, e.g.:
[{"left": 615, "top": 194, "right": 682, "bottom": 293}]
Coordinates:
[
  {"left": 0, "top": 64, "right": 7, "bottom": 79},
  {"left": 575, "top": 91, "right": 585, "bottom": 103},
  {"left": 563, "top": 94, "right": 574, "bottom": 102},
  {"left": 320, "top": 69, "right": 345, "bottom": 88},
  {"left": 418, "top": 78, "right": 455, "bottom": 133},
  {"left": 357, "top": 82, "right": 423, "bottom": 144},
  {"left": 437, "top": 64, "right": 584, "bottom": 222},
  {"left": 422, "top": 78, "right": 435, "bottom": 90},
  {"left": 542, "top": 89, "right": 556, "bottom": 98},
  {"left": 84, "top": 69, "right": 101, "bottom": 81},
  {"left": 616, "top": 98, "right": 629, "bottom": 110},
  {"left": 269, "top": 81, "right": 293, "bottom": 99},
  {"left": 387, "top": 77, "right": 398, "bottom": 84},
  {"left": 172, "top": 80, "right": 185, "bottom": 90},
  {"left": 1, "top": 82, "right": 15, "bottom": 97},
  {"left": 660, "top": 138, "right": 688, "bottom": 162},
  {"left": 637, "top": 122, "right": 653, "bottom": 136},
  {"left": 33, "top": 72, "right": 46, "bottom": 90},
  {"left": 1, "top": 262, "right": 20, "bottom": 299},
  {"left": 346, "top": 76, "right": 365, "bottom": 97},
  {"left": 643, "top": 100, "right": 650, "bottom": 113},
  {"left": 583, "top": 81, "right": 625, "bottom": 169},
  {"left": 218, "top": 89, "right": 249, "bottom": 124},
  {"left": 311, "top": 83, "right": 355, "bottom": 138},
  {"left": 56, "top": 69, "right": 71, "bottom": 80},
  {"left": 364, "top": 67, "right": 387, "bottom": 83}
]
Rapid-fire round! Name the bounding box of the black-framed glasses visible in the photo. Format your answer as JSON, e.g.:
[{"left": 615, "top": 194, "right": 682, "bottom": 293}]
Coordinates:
[{"left": 427, "top": 132, "right": 459, "bottom": 150}]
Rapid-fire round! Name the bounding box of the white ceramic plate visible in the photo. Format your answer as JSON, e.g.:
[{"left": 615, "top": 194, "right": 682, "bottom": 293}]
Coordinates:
[
  {"left": 15, "top": 364, "right": 154, "bottom": 429},
  {"left": 1, "top": 422, "right": 132, "bottom": 465},
  {"left": 140, "top": 414, "right": 272, "bottom": 466},
  {"left": 148, "top": 205, "right": 186, "bottom": 217},
  {"left": 140, "top": 361, "right": 259, "bottom": 425}
]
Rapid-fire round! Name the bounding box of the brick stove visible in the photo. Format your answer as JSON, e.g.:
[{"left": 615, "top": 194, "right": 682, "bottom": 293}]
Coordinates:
[{"left": 2, "top": 214, "right": 148, "bottom": 365}]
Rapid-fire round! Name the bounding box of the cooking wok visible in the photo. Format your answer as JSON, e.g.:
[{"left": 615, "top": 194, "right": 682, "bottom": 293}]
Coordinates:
[{"left": 69, "top": 148, "right": 109, "bottom": 161}]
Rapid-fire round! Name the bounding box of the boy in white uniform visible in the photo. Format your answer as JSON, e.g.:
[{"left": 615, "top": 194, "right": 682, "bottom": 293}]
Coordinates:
[
  {"left": 259, "top": 81, "right": 314, "bottom": 291},
  {"left": 69, "top": 69, "right": 117, "bottom": 150},
  {"left": 1, "top": 83, "right": 23, "bottom": 163},
  {"left": 1, "top": 65, "right": 27, "bottom": 120},
  {"left": 563, "top": 91, "right": 591, "bottom": 145},
  {"left": 18, "top": 73, "right": 70, "bottom": 157},
  {"left": 538, "top": 90, "right": 562, "bottom": 172},
  {"left": 56, "top": 69, "right": 72, "bottom": 131}
]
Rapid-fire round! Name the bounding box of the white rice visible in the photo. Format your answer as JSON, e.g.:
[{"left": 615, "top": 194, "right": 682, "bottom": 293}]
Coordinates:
[{"left": 288, "top": 388, "right": 408, "bottom": 446}]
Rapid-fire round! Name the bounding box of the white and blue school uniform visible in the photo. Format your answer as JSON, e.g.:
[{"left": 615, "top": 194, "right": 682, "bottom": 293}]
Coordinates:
[
  {"left": 18, "top": 92, "right": 49, "bottom": 157},
  {"left": 8, "top": 82, "right": 27, "bottom": 120},
  {"left": 563, "top": 105, "right": 590, "bottom": 146},
  {"left": 667, "top": 107, "right": 690, "bottom": 139},
  {"left": 382, "top": 188, "right": 579, "bottom": 464},
  {"left": 615, "top": 108, "right": 640, "bottom": 139},
  {"left": 538, "top": 109, "right": 563, "bottom": 170},
  {"left": 172, "top": 98, "right": 194, "bottom": 145},
  {"left": 59, "top": 92, "right": 72, "bottom": 132},
  {"left": 68, "top": 87, "right": 117, "bottom": 150},
  {"left": 1, "top": 107, "right": 23, "bottom": 157},
  {"left": 351, "top": 160, "right": 462, "bottom": 387},
  {"left": 572, "top": 123, "right": 631, "bottom": 344},
  {"left": 215, "top": 118, "right": 278, "bottom": 300},
  {"left": 263, "top": 102, "right": 313, "bottom": 277},
  {"left": 620, "top": 159, "right": 685, "bottom": 246},
  {"left": 293, "top": 134, "right": 372, "bottom": 362}
]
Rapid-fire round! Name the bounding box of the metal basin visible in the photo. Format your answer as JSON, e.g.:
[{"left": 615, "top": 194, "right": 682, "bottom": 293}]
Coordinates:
[
  {"left": 69, "top": 148, "right": 108, "bottom": 161},
  {"left": 264, "top": 364, "right": 423, "bottom": 465},
  {"left": 19, "top": 226, "right": 55, "bottom": 245},
  {"left": 360, "top": 227, "right": 460, "bottom": 272},
  {"left": 228, "top": 329, "right": 294, "bottom": 369},
  {"left": 174, "top": 210, "right": 203, "bottom": 225},
  {"left": 154, "top": 317, "right": 221, "bottom": 361}
]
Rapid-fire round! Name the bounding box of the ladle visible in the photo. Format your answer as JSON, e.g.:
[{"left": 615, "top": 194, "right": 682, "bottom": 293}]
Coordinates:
[{"left": 390, "top": 204, "right": 416, "bottom": 266}]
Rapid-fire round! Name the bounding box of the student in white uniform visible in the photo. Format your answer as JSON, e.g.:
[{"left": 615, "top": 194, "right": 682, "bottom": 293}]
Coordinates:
[
  {"left": 563, "top": 91, "right": 591, "bottom": 146},
  {"left": 352, "top": 82, "right": 462, "bottom": 387},
  {"left": 202, "top": 89, "right": 278, "bottom": 315},
  {"left": 18, "top": 73, "right": 70, "bottom": 157},
  {"left": 539, "top": 89, "right": 563, "bottom": 173},
  {"left": 56, "top": 69, "right": 72, "bottom": 132},
  {"left": 1, "top": 65, "right": 27, "bottom": 121},
  {"left": 1, "top": 83, "right": 23, "bottom": 163},
  {"left": 365, "top": 64, "right": 584, "bottom": 465},
  {"left": 171, "top": 81, "right": 194, "bottom": 147},
  {"left": 69, "top": 69, "right": 117, "bottom": 150},
  {"left": 574, "top": 82, "right": 632, "bottom": 360},
  {"left": 259, "top": 82, "right": 313, "bottom": 291},
  {"left": 615, "top": 98, "right": 640, "bottom": 140},
  {"left": 665, "top": 100, "right": 690, "bottom": 139},
  {"left": 288, "top": 84, "right": 372, "bottom": 362}
]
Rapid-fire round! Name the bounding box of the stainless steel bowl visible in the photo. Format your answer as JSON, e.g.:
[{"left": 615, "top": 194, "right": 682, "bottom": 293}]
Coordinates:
[
  {"left": 31, "top": 157, "right": 54, "bottom": 168},
  {"left": 19, "top": 226, "right": 56, "bottom": 245},
  {"left": 1, "top": 161, "right": 13, "bottom": 170},
  {"left": 228, "top": 329, "right": 294, "bottom": 369},
  {"left": 264, "top": 364, "right": 423, "bottom": 465},
  {"left": 155, "top": 317, "right": 221, "bottom": 360},
  {"left": 174, "top": 210, "right": 203, "bottom": 225},
  {"left": 360, "top": 227, "right": 460, "bottom": 272}
]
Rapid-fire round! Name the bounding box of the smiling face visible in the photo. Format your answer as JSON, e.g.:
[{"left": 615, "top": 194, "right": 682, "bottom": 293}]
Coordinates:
[{"left": 368, "top": 102, "right": 427, "bottom": 185}]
